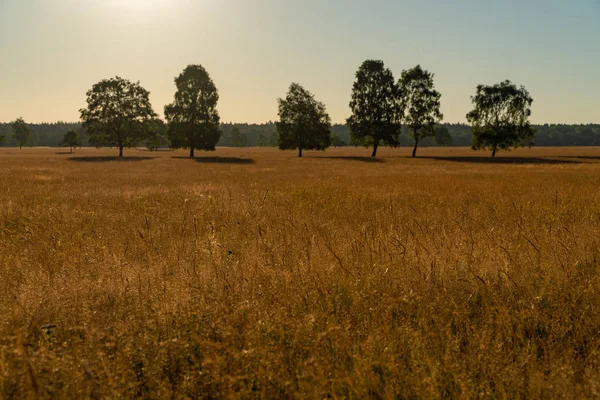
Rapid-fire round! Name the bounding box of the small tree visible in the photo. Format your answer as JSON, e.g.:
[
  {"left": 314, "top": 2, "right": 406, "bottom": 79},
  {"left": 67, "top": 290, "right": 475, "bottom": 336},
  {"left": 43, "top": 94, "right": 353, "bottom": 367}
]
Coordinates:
[
  {"left": 12, "top": 117, "right": 30, "bottom": 149},
  {"left": 347, "top": 60, "right": 402, "bottom": 157},
  {"left": 145, "top": 119, "right": 168, "bottom": 151},
  {"left": 164, "top": 65, "right": 221, "bottom": 157},
  {"left": 80, "top": 77, "right": 157, "bottom": 157},
  {"left": 59, "top": 130, "right": 80, "bottom": 153},
  {"left": 276, "top": 83, "right": 332, "bottom": 157},
  {"left": 466, "top": 80, "right": 535, "bottom": 157},
  {"left": 398, "top": 65, "right": 443, "bottom": 157}
]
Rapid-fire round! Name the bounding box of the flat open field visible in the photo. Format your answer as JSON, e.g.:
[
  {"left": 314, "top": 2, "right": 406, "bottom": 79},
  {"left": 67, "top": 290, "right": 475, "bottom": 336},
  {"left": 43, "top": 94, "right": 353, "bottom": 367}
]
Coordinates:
[{"left": 1, "top": 146, "right": 600, "bottom": 398}]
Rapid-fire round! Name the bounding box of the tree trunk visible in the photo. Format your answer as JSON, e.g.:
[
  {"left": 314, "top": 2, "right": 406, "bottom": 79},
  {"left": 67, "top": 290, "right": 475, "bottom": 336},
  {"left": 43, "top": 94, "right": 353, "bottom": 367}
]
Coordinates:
[
  {"left": 119, "top": 146, "right": 124, "bottom": 157},
  {"left": 298, "top": 147, "right": 303, "bottom": 158},
  {"left": 491, "top": 145, "right": 497, "bottom": 157},
  {"left": 371, "top": 141, "right": 378, "bottom": 157},
  {"left": 70, "top": 147, "right": 73, "bottom": 154},
  {"left": 412, "top": 135, "right": 419, "bottom": 158},
  {"left": 19, "top": 144, "right": 22, "bottom": 149},
  {"left": 189, "top": 146, "right": 195, "bottom": 158}
]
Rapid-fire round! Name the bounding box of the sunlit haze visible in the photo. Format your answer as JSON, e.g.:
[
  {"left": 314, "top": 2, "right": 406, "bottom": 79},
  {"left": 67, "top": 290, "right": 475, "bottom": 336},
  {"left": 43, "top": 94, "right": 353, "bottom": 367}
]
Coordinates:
[{"left": 0, "top": 0, "right": 598, "bottom": 124}]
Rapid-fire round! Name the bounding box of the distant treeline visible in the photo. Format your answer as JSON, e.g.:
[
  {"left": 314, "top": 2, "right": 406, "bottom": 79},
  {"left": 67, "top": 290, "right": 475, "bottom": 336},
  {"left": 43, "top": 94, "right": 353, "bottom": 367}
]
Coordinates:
[{"left": 0, "top": 122, "right": 599, "bottom": 148}]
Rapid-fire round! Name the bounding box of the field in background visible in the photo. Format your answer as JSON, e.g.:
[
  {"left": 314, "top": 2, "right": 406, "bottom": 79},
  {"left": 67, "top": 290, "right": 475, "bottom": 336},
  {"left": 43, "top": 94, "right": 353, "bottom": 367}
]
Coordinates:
[{"left": 1, "top": 147, "right": 600, "bottom": 398}]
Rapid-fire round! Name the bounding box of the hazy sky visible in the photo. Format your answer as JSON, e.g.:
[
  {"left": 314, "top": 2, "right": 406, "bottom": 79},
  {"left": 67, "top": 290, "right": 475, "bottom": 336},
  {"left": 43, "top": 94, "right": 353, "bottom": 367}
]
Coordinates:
[{"left": 0, "top": 0, "right": 598, "bottom": 124}]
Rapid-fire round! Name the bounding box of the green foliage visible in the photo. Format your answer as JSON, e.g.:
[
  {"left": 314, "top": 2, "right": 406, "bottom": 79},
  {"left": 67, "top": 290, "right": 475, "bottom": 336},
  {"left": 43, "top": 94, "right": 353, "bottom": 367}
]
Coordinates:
[
  {"left": 144, "top": 119, "right": 168, "bottom": 151},
  {"left": 398, "top": 65, "right": 443, "bottom": 157},
  {"left": 80, "top": 77, "right": 157, "bottom": 157},
  {"left": 219, "top": 123, "right": 275, "bottom": 147},
  {"left": 0, "top": 122, "right": 82, "bottom": 147},
  {"left": 230, "top": 126, "right": 248, "bottom": 147},
  {"left": 276, "top": 83, "right": 332, "bottom": 157},
  {"left": 59, "top": 130, "right": 80, "bottom": 153},
  {"left": 332, "top": 135, "right": 348, "bottom": 147},
  {"left": 466, "top": 80, "right": 535, "bottom": 156},
  {"left": 164, "top": 65, "right": 221, "bottom": 157},
  {"left": 256, "top": 134, "right": 269, "bottom": 147},
  {"left": 11, "top": 117, "right": 30, "bottom": 149},
  {"left": 1, "top": 121, "right": 597, "bottom": 149},
  {"left": 347, "top": 60, "right": 402, "bottom": 157},
  {"left": 434, "top": 125, "right": 453, "bottom": 146},
  {"left": 269, "top": 132, "right": 278, "bottom": 147}
]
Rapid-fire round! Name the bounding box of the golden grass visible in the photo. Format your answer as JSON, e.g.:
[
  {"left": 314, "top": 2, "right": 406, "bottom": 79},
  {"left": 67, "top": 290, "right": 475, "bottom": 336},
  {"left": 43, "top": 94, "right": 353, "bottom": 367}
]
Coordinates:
[{"left": 1, "top": 146, "right": 600, "bottom": 398}]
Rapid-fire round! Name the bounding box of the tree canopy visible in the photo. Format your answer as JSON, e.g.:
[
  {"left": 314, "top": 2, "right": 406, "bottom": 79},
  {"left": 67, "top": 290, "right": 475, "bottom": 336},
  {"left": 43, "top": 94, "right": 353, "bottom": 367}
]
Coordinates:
[
  {"left": 80, "top": 76, "right": 157, "bottom": 157},
  {"left": 59, "top": 130, "right": 80, "bottom": 153},
  {"left": 398, "top": 65, "right": 443, "bottom": 157},
  {"left": 276, "top": 83, "right": 332, "bottom": 157},
  {"left": 144, "top": 119, "right": 168, "bottom": 151},
  {"left": 164, "top": 65, "right": 221, "bottom": 157},
  {"left": 347, "top": 60, "right": 403, "bottom": 157},
  {"left": 466, "top": 80, "right": 535, "bottom": 156},
  {"left": 11, "top": 117, "right": 30, "bottom": 149}
]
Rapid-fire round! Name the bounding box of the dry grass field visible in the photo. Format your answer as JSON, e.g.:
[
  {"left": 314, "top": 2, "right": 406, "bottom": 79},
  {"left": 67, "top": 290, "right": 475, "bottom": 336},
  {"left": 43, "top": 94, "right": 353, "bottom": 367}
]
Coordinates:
[{"left": 1, "top": 146, "right": 600, "bottom": 398}]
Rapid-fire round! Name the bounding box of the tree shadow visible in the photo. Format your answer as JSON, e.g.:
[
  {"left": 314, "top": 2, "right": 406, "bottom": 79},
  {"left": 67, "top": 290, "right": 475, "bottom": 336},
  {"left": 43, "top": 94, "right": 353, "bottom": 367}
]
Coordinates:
[
  {"left": 319, "top": 156, "right": 385, "bottom": 163},
  {"left": 55, "top": 151, "right": 73, "bottom": 155},
  {"left": 138, "top": 148, "right": 174, "bottom": 152},
  {"left": 416, "top": 156, "right": 581, "bottom": 165},
  {"left": 557, "top": 156, "right": 600, "bottom": 161},
  {"left": 68, "top": 156, "right": 154, "bottom": 162},
  {"left": 172, "top": 156, "right": 255, "bottom": 164}
]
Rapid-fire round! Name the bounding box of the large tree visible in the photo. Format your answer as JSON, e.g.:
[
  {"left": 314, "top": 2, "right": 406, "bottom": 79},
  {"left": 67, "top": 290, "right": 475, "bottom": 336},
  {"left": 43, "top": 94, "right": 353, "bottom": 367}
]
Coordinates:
[
  {"left": 12, "top": 117, "right": 30, "bottom": 149},
  {"left": 398, "top": 65, "right": 443, "bottom": 157},
  {"left": 164, "top": 65, "right": 221, "bottom": 157},
  {"left": 466, "top": 80, "right": 535, "bottom": 157},
  {"left": 80, "top": 77, "right": 157, "bottom": 157},
  {"left": 59, "top": 130, "right": 80, "bottom": 153},
  {"left": 347, "top": 60, "right": 402, "bottom": 157},
  {"left": 276, "top": 83, "right": 332, "bottom": 158}
]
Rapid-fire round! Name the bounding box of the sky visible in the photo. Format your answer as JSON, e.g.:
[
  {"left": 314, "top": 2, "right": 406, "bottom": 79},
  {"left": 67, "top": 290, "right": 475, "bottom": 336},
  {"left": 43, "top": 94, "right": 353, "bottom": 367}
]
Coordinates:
[{"left": 0, "top": 0, "right": 598, "bottom": 124}]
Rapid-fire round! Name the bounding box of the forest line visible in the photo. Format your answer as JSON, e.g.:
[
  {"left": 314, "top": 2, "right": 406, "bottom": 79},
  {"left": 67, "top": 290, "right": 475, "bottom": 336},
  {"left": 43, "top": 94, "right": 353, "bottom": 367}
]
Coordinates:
[{"left": 2, "top": 122, "right": 598, "bottom": 149}]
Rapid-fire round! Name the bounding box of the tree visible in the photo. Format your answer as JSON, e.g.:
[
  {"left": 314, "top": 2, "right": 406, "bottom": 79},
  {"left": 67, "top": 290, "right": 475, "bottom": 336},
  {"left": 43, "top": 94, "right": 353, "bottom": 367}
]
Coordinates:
[
  {"left": 434, "top": 125, "right": 453, "bottom": 146},
  {"left": 230, "top": 126, "right": 248, "bottom": 147},
  {"left": 80, "top": 77, "right": 157, "bottom": 157},
  {"left": 347, "top": 60, "right": 402, "bottom": 157},
  {"left": 269, "top": 132, "right": 278, "bottom": 147},
  {"left": 59, "top": 130, "right": 80, "bottom": 153},
  {"left": 145, "top": 119, "right": 168, "bottom": 151},
  {"left": 466, "top": 80, "right": 535, "bottom": 157},
  {"left": 332, "top": 135, "right": 347, "bottom": 147},
  {"left": 398, "top": 65, "right": 443, "bottom": 157},
  {"left": 12, "top": 117, "right": 30, "bottom": 149},
  {"left": 164, "top": 65, "right": 221, "bottom": 157},
  {"left": 256, "top": 134, "right": 269, "bottom": 147},
  {"left": 276, "top": 83, "right": 332, "bottom": 157},
  {"left": 76, "top": 125, "right": 86, "bottom": 148}
]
